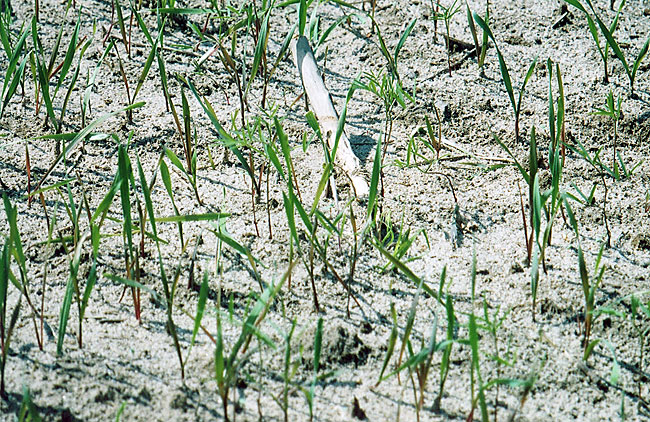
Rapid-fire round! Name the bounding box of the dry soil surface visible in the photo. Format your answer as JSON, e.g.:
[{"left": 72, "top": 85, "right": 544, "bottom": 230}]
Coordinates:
[{"left": 1, "top": 0, "right": 650, "bottom": 421}]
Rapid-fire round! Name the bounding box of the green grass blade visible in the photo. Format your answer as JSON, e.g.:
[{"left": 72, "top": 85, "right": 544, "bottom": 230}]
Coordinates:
[
  {"left": 104, "top": 273, "right": 160, "bottom": 301},
  {"left": 374, "top": 241, "right": 439, "bottom": 301},
  {"left": 298, "top": 0, "right": 307, "bottom": 36},
  {"left": 473, "top": 13, "right": 515, "bottom": 114},
  {"left": 191, "top": 272, "right": 209, "bottom": 347},
  {"left": 52, "top": 12, "right": 80, "bottom": 99},
  {"left": 393, "top": 18, "right": 417, "bottom": 66},
  {"left": 247, "top": 10, "right": 270, "bottom": 95},
  {"left": 516, "top": 56, "right": 538, "bottom": 115},
  {"left": 590, "top": 8, "right": 630, "bottom": 77},
  {"left": 493, "top": 134, "right": 529, "bottom": 184},
  {"left": 367, "top": 135, "right": 381, "bottom": 217},
  {"left": 156, "top": 213, "right": 231, "bottom": 223},
  {"left": 35, "top": 102, "right": 145, "bottom": 192},
  {"left": 631, "top": 35, "right": 650, "bottom": 87},
  {"left": 186, "top": 79, "right": 256, "bottom": 186},
  {"left": 283, "top": 192, "right": 301, "bottom": 253},
  {"left": 310, "top": 163, "right": 332, "bottom": 215}
]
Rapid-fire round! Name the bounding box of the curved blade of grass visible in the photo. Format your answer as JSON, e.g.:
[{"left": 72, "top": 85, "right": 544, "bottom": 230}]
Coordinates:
[
  {"left": 191, "top": 272, "right": 208, "bottom": 347},
  {"left": 104, "top": 273, "right": 161, "bottom": 301},
  {"left": 516, "top": 56, "right": 538, "bottom": 116},
  {"left": 82, "top": 40, "right": 115, "bottom": 123},
  {"left": 315, "top": 14, "right": 347, "bottom": 50},
  {"left": 283, "top": 192, "right": 301, "bottom": 253},
  {"left": 132, "top": 23, "right": 165, "bottom": 102},
  {"left": 631, "top": 34, "right": 650, "bottom": 87},
  {"left": 0, "top": 28, "right": 30, "bottom": 118},
  {"left": 134, "top": 154, "right": 183, "bottom": 376},
  {"left": 374, "top": 241, "right": 439, "bottom": 301},
  {"left": 186, "top": 79, "right": 257, "bottom": 189},
  {"left": 393, "top": 18, "right": 417, "bottom": 66},
  {"left": 159, "top": 159, "right": 184, "bottom": 245},
  {"left": 473, "top": 13, "right": 515, "bottom": 113},
  {"left": 90, "top": 176, "right": 121, "bottom": 225},
  {"left": 298, "top": 0, "right": 307, "bottom": 36},
  {"left": 114, "top": 0, "right": 129, "bottom": 54},
  {"left": 52, "top": 11, "right": 80, "bottom": 99},
  {"left": 367, "top": 135, "right": 382, "bottom": 218},
  {"left": 246, "top": 10, "right": 270, "bottom": 96},
  {"left": 586, "top": 2, "right": 630, "bottom": 77},
  {"left": 493, "top": 134, "right": 529, "bottom": 184},
  {"left": 118, "top": 145, "right": 134, "bottom": 260},
  {"left": 35, "top": 102, "right": 145, "bottom": 192},
  {"left": 156, "top": 213, "right": 231, "bottom": 223},
  {"left": 310, "top": 163, "right": 332, "bottom": 215},
  {"left": 57, "top": 232, "right": 87, "bottom": 356}
]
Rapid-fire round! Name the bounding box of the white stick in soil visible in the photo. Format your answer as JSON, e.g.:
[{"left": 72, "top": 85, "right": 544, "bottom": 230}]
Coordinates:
[{"left": 291, "top": 35, "right": 369, "bottom": 198}]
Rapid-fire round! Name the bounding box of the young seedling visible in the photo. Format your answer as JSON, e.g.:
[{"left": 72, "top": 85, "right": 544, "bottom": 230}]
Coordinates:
[
  {"left": 564, "top": 198, "right": 606, "bottom": 351},
  {"left": 375, "top": 275, "right": 451, "bottom": 420},
  {"left": 563, "top": 0, "right": 625, "bottom": 83},
  {"left": 272, "top": 318, "right": 298, "bottom": 422},
  {"left": 564, "top": 0, "right": 650, "bottom": 95},
  {"left": 0, "top": 23, "right": 30, "bottom": 119},
  {"left": 0, "top": 238, "right": 21, "bottom": 399},
  {"left": 54, "top": 182, "right": 98, "bottom": 353},
  {"left": 438, "top": 0, "right": 461, "bottom": 76},
  {"left": 213, "top": 263, "right": 294, "bottom": 421},
  {"left": 565, "top": 137, "right": 613, "bottom": 246},
  {"left": 473, "top": 13, "right": 537, "bottom": 143},
  {"left": 354, "top": 69, "right": 414, "bottom": 218},
  {"left": 592, "top": 90, "right": 622, "bottom": 179},
  {"left": 465, "top": 1, "right": 489, "bottom": 73},
  {"left": 3, "top": 194, "right": 42, "bottom": 349}
]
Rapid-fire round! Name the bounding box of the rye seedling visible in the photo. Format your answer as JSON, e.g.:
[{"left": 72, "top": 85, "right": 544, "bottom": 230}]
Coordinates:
[
  {"left": 374, "top": 263, "right": 456, "bottom": 417},
  {"left": 0, "top": 237, "right": 21, "bottom": 399},
  {"left": 17, "top": 386, "right": 42, "bottom": 421},
  {"left": 564, "top": 198, "right": 606, "bottom": 352},
  {"left": 3, "top": 194, "right": 42, "bottom": 349},
  {"left": 355, "top": 69, "right": 413, "bottom": 217},
  {"left": 438, "top": 0, "right": 461, "bottom": 76},
  {"left": 473, "top": 13, "right": 537, "bottom": 143},
  {"left": 213, "top": 262, "right": 294, "bottom": 421},
  {"left": 592, "top": 89, "right": 622, "bottom": 179},
  {"left": 53, "top": 181, "right": 98, "bottom": 353},
  {"left": 0, "top": 22, "right": 30, "bottom": 119},
  {"left": 465, "top": 1, "right": 489, "bottom": 73},
  {"left": 464, "top": 252, "right": 535, "bottom": 422},
  {"left": 565, "top": 136, "right": 613, "bottom": 246},
  {"left": 272, "top": 318, "right": 300, "bottom": 422},
  {"left": 564, "top": 0, "right": 650, "bottom": 95},
  {"left": 187, "top": 78, "right": 260, "bottom": 199},
  {"left": 376, "top": 280, "right": 443, "bottom": 421},
  {"left": 563, "top": 0, "right": 625, "bottom": 83}
]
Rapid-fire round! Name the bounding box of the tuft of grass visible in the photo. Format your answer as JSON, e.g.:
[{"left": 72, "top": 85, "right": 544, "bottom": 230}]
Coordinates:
[
  {"left": 0, "top": 22, "right": 30, "bottom": 119},
  {"left": 213, "top": 261, "right": 295, "bottom": 421},
  {"left": 592, "top": 90, "right": 622, "bottom": 179},
  {"left": 473, "top": 12, "right": 537, "bottom": 143},
  {"left": 437, "top": 0, "right": 461, "bottom": 76},
  {"left": 0, "top": 236, "right": 21, "bottom": 399},
  {"left": 563, "top": 0, "right": 625, "bottom": 83},
  {"left": 564, "top": 0, "right": 650, "bottom": 95},
  {"left": 564, "top": 198, "right": 606, "bottom": 353},
  {"left": 18, "top": 386, "right": 42, "bottom": 421}
]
